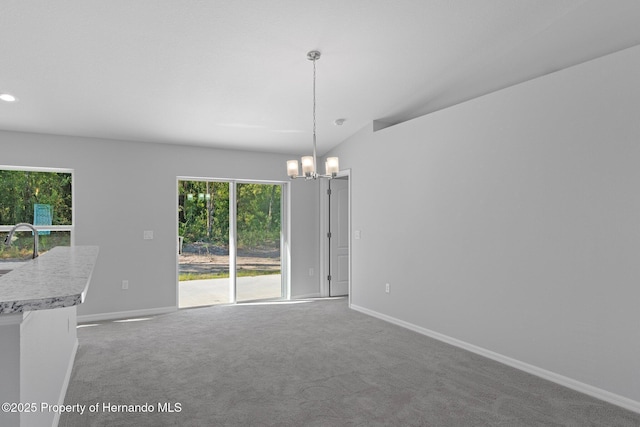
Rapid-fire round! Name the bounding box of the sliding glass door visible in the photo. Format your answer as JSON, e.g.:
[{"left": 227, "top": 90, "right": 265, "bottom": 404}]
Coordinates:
[
  {"left": 236, "top": 183, "right": 282, "bottom": 302},
  {"left": 178, "top": 180, "right": 231, "bottom": 307},
  {"left": 178, "top": 179, "right": 284, "bottom": 307}
]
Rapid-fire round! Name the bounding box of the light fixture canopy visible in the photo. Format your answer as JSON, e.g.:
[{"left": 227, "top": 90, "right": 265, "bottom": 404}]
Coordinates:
[{"left": 287, "top": 51, "right": 339, "bottom": 180}]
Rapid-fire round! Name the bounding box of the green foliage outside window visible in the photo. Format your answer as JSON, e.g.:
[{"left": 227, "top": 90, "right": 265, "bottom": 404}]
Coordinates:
[
  {"left": 0, "top": 169, "right": 72, "bottom": 259},
  {"left": 178, "top": 181, "right": 281, "bottom": 249},
  {"left": 0, "top": 170, "right": 72, "bottom": 225},
  {"left": 179, "top": 181, "right": 230, "bottom": 247}
]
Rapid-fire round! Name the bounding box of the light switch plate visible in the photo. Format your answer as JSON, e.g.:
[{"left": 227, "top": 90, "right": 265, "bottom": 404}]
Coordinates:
[{"left": 143, "top": 230, "right": 154, "bottom": 240}]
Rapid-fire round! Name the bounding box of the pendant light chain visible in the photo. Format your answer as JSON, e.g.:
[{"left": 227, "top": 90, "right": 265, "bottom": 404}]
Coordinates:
[{"left": 312, "top": 55, "right": 317, "bottom": 174}]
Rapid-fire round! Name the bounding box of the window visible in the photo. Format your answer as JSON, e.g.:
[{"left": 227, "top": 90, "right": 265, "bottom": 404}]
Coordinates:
[{"left": 0, "top": 166, "right": 73, "bottom": 259}]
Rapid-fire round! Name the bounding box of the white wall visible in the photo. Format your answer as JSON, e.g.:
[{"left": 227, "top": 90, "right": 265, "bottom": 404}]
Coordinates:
[
  {"left": 328, "top": 44, "right": 640, "bottom": 406},
  {"left": 0, "top": 308, "right": 77, "bottom": 427},
  {"left": 0, "top": 134, "right": 320, "bottom": 317},
  {"left": 0, "top": 317, "right": 20, "bottom": 426},
  {"left": 20, "top": 307, "right": 77, "bottom": 427}
]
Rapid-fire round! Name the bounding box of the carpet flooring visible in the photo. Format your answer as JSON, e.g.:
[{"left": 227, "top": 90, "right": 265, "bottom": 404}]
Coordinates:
[{"left": 60, "top": 298, "right": 640, "bottom": 426}]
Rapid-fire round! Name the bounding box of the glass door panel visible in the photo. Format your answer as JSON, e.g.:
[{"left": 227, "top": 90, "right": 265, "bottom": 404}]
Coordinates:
[
  {"left": 178, "top": 180, "right": 231, "bottom": 308},
  {"left": 236, "top": 183, "right": 282, "bottom": 302}
]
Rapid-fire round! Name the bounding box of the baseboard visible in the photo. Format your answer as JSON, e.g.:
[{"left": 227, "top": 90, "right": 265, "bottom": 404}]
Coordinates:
[
  {"left": 350, "top": 304, "right": 640, "bottom": 414},
  {"left": 53, "top": 338, "right": 78, "bottom": 427},
  {"left": 77, "top": 306, "right": 176, "bottom": 323},
  {"left": 292, "top": 292, "right": 321, "bottom": 299}
]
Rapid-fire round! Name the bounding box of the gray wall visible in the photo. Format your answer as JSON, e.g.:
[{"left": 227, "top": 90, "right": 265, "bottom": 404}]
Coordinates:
[
  {"left": 328, "top": 44, "right": 640, "bottom": 404},
  {"left": 1, "top": 134, "right": 320, "bottom": 317}
]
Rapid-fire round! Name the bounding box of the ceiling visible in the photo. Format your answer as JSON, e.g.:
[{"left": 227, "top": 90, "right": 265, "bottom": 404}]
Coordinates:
[{"left": 2, "top": 1, "right": 640, "bottom": 156}]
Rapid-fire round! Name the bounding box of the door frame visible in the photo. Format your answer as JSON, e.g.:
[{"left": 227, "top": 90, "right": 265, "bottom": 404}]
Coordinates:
[
  {"left": 319, "top": 169, "right": 351, "bottom": 305},
  {"left": 175, "top": 176, "right": 290, "bottom": 307}
]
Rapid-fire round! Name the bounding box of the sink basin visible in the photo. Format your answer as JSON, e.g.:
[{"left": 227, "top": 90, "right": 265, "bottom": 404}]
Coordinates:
[{"left": 0, "top": 261, "right": 29, "bottom": 277}]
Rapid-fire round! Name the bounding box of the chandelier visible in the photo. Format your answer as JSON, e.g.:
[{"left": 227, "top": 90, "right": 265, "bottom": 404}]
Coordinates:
[{"left": 287, "top": 51, "right": 339, "bottom": 180}]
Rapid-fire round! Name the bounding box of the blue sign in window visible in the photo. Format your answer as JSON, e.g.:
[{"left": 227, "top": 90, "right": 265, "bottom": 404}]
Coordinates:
[{"left": 33, "top": 204, "right": 52, "bottom": 235}]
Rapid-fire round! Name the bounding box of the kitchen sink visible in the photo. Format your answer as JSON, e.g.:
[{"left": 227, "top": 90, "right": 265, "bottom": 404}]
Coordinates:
[{"left": 0, "top": 261, "right": 29, "bottom": 277}]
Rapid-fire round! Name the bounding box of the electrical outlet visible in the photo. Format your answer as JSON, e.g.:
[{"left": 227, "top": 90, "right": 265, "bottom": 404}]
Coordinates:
[
  {"left": 309, "top": 268, "right": 314, "bottom": 276},
  {"left": 385, "top": 283, "right": 390, "bottom": 293},
  {"left": 122, "top": 280, "right": 129, "bottom": 290},
  {"left": 143, "top": 230, "right": 154, "bottom": 240}
]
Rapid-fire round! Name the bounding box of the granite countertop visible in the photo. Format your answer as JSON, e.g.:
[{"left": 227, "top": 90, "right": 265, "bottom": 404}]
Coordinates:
[{"left": 0, "top": 246, "right": 99, "bottom": 314}]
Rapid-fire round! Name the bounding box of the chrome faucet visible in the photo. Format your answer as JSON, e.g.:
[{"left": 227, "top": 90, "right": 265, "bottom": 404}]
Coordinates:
[{"left": 4, "top": 223, "right": 39, "bottom": 259}]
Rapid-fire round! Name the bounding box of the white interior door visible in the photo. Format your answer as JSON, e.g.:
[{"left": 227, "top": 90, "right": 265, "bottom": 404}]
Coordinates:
[{"left": 329, "top": 177, "right": 349, "bottom": 296}]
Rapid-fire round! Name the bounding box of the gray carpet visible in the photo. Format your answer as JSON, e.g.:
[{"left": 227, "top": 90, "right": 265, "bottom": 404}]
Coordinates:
[{"left": 60, "top": 298, "right": 640, "bottom": 426}]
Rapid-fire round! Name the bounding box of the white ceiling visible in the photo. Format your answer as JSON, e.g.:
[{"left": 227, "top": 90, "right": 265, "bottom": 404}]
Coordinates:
[{"left": 2, "top": 1, "right": 640, "bottom": 156}]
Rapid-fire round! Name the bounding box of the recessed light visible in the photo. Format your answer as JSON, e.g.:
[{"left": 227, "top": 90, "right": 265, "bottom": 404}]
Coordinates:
[{"left": 0, "top": 93, "right": 17, "bottom": 102}]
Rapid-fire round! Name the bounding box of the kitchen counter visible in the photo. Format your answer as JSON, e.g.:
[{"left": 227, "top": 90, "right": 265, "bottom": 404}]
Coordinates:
[
  {"left": 0, "top": 246, "right": 99, "bottom": 314},
  {"left": 0, "top": 245, "right": 99, "bottom": 426}
]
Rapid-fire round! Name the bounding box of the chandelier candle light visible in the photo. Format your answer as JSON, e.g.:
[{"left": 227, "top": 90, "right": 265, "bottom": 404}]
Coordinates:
[{"left": 287, "top": 51, "right": 339, "bottom": 180}]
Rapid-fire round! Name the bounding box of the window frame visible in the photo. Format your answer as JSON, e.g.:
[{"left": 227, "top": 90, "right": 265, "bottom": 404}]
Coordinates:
[{"left": 0, "top": 165, "right": 74, "bottom": 246}]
